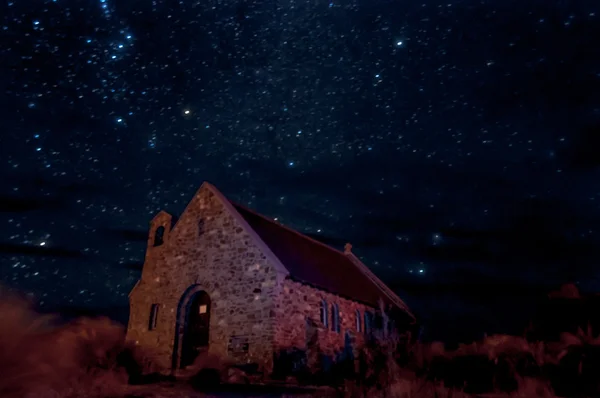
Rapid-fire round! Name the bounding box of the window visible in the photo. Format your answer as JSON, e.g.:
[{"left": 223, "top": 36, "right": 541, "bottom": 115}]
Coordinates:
[
  {"left": 331, "top": 303, "right": 340, "bottom": 333},
  {"left": 374, "top": 313, "right": 384, "bottom": 330},
  {"left": 153, "top": 226, "right": 165, "bottom": 247},
  {"left": 364, "top": 311, "right": 373, "bottom": 334},
  {"left": 198, "top": 219, "right": 205, "bottom": 236},
  {"left": 199, "top": 304, "right": 207, "bottom": 314},
  {"left": 320, "top": 299, "right": 328, "bottom": 327},
  {"left": 148, "top": 303, "right": 159, "bottom": 330},
  {"left": 356, "top": 310, "right": 362, "bottom": 332}
]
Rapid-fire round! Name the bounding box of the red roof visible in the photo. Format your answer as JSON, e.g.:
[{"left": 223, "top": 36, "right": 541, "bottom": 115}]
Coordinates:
[{"left": 231, "top": 202, "right": 412, "bottom": 316}]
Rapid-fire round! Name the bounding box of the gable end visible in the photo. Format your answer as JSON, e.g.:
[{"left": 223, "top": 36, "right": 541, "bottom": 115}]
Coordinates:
[{"left": 169, "top": 182, "right": 290, "bottom": 277}]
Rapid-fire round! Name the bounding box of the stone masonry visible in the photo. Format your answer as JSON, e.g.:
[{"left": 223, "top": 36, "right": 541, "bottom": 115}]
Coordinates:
[
  {"left": 127, "top": 184, "right": 285, "bottom": 373},
  {"left": 273, "top": 278, "right": 374, "bottom": 361},
  {"left": 126, "top": 182, "right": 406, "bottom": 377}
]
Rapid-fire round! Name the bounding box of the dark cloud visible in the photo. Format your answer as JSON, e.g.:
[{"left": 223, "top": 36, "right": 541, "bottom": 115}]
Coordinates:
[
  {"left": 390, "top": 255, "right": 552, "bottom": 302},
  {"left": 118, "top": 261, "right": 144, "bottom": 271},
  {"left": 389, "top": 269, "right": 551, "bottom": 343},
  {"left": 462, "top": 3, "right": 600, "bottom": 119},
  {"left": 366, "top": 195, "right": 594, "bottom": 342},
  {"left": 0, "top": 195, "right": 65, "bottom": 213},
  {"left": 257, "top": 160, "right": 600, "bottom": 284},
  {"left": 235, "top": 156, "right": 600, "bottom": 303},
  {"left": 0, "top": 174, "right": 109, "bottom": 215},
  {"left": 391, "top": 274, "right": 551, "bottom": 299},
  {"left": 1, "top": 172, "right": 108, "bottom": 194},
  {"left": 561, "top": 121, "right": 600, "bottom": 171},
  {"left": 263, "top": 155, "right": 528, "bottom": 215},
  {"left": 388, "top": 197, "right": 600, "bottom": 279},
  {"left": 99, "top": 227, "right": 149, "bottom": 243},
  {"left": 0, "top": 242, "right": 84, "bottom": 259}
]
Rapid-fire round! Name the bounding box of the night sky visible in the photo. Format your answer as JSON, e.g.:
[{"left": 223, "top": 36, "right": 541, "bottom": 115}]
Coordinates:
[{"left": 1, "top": 0, "right": 599, "bottom": 343}]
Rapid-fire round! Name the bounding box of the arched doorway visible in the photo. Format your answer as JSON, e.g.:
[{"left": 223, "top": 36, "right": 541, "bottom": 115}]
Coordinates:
[{"left": 180, "top": 290, "right": 211, "bottom": 368}]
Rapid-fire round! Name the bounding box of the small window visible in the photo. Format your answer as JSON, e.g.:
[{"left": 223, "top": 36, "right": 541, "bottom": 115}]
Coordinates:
[
  {"left": 374, "top": 313, "right": 384, "bottom": 330},
  {"left": 387, "top": 319, "right": 395, "bottom": 334},
  {"left": 198, "top": 219, "right": 205, "bottom": 236},
  {"left": 356, "top": 310, "right": 362, "bottom": 332},
  {"left": 153, "top": 226, "right": 165, "bottom": 247},
  {"left": 364, "top": 311, "right": 373, "bottom": 334},
  {"left": 199, "top": 304, "right": 207, "bottom": 314},
  {"left": 331, "top": 303, "right": 340, "bottom": 333},
  {"left": 320, "top": 299, "right": 328, "bottom": 327},
  {"left": 148, "top": 303, "right": 159, "bottom": 330}
]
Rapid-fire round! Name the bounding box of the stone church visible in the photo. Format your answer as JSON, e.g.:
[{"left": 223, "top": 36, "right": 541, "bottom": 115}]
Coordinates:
[{"left": 126, "top": 182, "right": 415, "bottom": 375}]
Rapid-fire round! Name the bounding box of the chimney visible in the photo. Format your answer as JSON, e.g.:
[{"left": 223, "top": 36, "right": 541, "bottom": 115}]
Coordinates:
[{"left": 344, "top": 242, "right": 353, "bottom": 254}]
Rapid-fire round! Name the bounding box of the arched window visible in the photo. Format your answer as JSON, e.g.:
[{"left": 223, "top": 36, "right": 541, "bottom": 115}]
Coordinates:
[
  {"left": 387, "top": 319, "right": 395, "bottom": 334},
  {"left": 154, "top": 226, "right": 165, "bottom": 247},
  {"left": 364, "top": 311, "right": 373, "bottom": 334},
  {"left": 198, "top": 218, "right": 205, "bottom": 236},
  {"left": 374, "top": 312, "right": 384, "bottom": 330},
  {"left": 356, "top": 309, "right": 362, "bottom": 332},
  {"left": 148, "top": 303, "right": 159, "bottom": 330},
  {"left": 320, "top": 299, "right": 328, "bottom": 327},
  {"left": 331, "top": 303, "right": 340, "bottom": 333}
]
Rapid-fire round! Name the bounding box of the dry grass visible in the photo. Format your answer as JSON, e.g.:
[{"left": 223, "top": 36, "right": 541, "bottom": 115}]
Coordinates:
[
  {"left": 0, "top": 290, "right": 154, "bottom": 398},
  {"left": 339, "top": 300, "right": 566, "bottom": 398},
  {"left": 2, "top": 288, "right": 599, "bottom": 398}
]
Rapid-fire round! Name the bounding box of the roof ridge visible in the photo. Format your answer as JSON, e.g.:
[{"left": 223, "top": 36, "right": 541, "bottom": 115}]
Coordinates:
[
  {"left": 229, "top": 200, "right": 349, "bottom": 256},
  {"left": 345, "top": 252, "right": 415, "bottom": 319},
  {"left": 231, "top": 200, "right": 414, "bottom": 317}
]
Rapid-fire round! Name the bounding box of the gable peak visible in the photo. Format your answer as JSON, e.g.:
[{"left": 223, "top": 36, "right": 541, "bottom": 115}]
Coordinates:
[{"left": 151, "top": 210, "right": 172, "bottom": 222}]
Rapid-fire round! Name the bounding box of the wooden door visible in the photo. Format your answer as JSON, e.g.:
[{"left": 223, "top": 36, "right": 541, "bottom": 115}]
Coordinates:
[{"left": 180, "top": 291, "right": 211, "bottom": 367}]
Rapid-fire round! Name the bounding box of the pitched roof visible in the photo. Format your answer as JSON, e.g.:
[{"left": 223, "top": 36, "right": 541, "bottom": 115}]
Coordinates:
[{"left": 230, "top": 201, "right": 414, "bottom": 319}]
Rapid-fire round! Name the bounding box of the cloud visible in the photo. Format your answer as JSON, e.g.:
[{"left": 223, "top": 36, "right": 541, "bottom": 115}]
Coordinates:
[
  {"left": 117, "top": 261, "right": 144, "bottom": 271},
  {"left": 98, "top": 227, "right": 148, "bottom": 243},
  {"left": 390, "top": 271, "right": 550, "bottom": 299},
  {"left": 561, "top": 121, "right": 600, "bottom": 171},
  {"left": 0, "top": 173, "right": 109, "bottom": 214},
  {"left": 0, "top": 242, "right": 84, "bottom": 259},
  {"left": 244, "top": 158, "right": 600, "bottom": 274},
  {"left": 0, "top": 195, "right": 65, "bottom": 213},
  {"left": 1, "top": 173, "right": 106, "bottom": 196},
  {"left": 460, "top": 3, "right": 600, "bottom": 119},
  {"left": 387, "top": 197, "right": 600, "bottom": 278},
  {"left": 388, "top": 269, "right": 550, "bottom": 344}
]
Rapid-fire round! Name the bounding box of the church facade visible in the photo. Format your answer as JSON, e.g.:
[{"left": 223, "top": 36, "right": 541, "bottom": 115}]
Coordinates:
[{"left": 126, "top": 182, "right": 415, "bottom": 376}]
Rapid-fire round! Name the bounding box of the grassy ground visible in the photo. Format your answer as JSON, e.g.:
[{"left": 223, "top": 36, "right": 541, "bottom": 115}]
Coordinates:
[{"left": 1, "top": 290, "right": 597, "bottom": 398}]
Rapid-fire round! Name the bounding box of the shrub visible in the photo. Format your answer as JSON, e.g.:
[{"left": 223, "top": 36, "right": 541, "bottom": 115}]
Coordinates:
[{"left": 0, "top": 290, "right": 154, "bottom": 398}]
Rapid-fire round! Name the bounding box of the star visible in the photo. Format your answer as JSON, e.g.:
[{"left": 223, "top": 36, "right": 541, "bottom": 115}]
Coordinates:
[{"left": 1, "top": 0, "right": 598, "bottom": 352}]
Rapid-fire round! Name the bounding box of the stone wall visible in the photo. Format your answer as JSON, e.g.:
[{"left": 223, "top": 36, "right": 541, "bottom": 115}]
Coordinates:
[
  {"left": 273, "top": 278, "right": 377, "bottom": 367},
  {"left": 127, "top": 185, "right": 285, "bottom": 374}
]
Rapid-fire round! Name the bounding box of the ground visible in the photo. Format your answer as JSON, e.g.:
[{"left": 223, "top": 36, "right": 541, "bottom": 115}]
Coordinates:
[{"left": 125, "top": 381, "right": 333, "bottom": 398}]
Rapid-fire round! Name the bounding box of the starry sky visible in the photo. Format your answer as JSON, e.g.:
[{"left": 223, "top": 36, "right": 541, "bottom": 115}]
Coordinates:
[{"left": 1, "top": 0, "right": 599, "bottom": 343}]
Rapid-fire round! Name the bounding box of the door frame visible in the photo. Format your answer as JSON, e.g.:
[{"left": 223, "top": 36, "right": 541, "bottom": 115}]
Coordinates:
[{"left": 172, "top": 284, "right": 211, "bottom": 371}]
